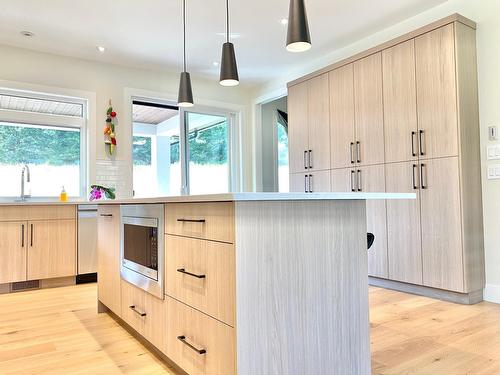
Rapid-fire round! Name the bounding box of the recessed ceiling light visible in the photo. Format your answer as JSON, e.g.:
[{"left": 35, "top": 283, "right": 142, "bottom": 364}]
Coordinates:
[
  {"left": 212, "top": 61, "right": 220, "bottom": 67},
  {"left": 20, "top": 30, "right": 34, "bottom": 37},
  {"left": 280, "top": 18, "right": 289, "bottom": 25},
  {"left": 96, "top": 46, "right": 106, "bottom": 53}
]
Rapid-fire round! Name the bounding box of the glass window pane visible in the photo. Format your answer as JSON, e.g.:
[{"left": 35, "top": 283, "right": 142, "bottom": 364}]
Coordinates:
[
  {"left": 277, "top": 122, "right": 289, "bottom": 192},
  {"left": 186, "top": 112, "right": 229, "bottom": 195},
  {"left": 132, "top": 102, "right": 181, "bottom": 197},
  {"left": 0, "top": 122, "right": 80, "bottom": 197}
]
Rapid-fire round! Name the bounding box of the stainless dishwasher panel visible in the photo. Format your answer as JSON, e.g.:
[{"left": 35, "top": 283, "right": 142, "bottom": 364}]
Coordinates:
[{"left": 78, "top": 205, "right": 98, "bottom": 274}]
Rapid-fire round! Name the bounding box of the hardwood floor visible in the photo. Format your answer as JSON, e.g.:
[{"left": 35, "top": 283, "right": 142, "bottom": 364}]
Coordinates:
[{"left": 1, "top": 284, "right": 499, "bottom": 374}]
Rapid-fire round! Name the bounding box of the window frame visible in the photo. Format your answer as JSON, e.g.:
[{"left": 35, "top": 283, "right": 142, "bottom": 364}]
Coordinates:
[{"left": 0, "top": 85, "right": 89, "bottom": 198}]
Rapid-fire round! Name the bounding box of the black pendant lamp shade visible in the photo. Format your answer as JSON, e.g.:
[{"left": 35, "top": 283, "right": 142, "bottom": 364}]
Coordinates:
[
  {"left": 178, "top": 0, "right": 194, "bottom": 107},
  {"left": 219, "top": 0, "right": 239, "bottom": 86},
  {"left": 286, "top": 0, "right": 311, "bottom": 52}
]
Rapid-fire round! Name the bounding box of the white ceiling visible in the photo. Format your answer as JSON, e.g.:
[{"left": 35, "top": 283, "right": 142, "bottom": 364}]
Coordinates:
[{"left": 0, "top": 0, "right": 447, "bottom": 85}]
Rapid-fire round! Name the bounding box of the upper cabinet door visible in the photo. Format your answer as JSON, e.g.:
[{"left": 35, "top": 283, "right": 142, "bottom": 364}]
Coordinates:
[
  {"left": 307, "top": 74, "right": 330, "bottom": 172},
  {"left": 329, "top": 65, "right": 356, "bottom": 169},
  {"left": 0, "top": 221, "right": 27, "bottom": 284},
  {"left": 354, "top": 53, "right": 385, "bottom": 166},
  {"left": 288, "top": 81, "right": 310, "bottom": 174},
  {"left": 383, "top": 40, "right": 419, "bottom": 163},
  {"left": 415, "top": 24, "right": 458, "bottom": 160}
]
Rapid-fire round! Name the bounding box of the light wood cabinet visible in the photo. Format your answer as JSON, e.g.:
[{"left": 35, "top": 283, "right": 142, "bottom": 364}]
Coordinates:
[
  {"left": 386, "top": 162, "right": 423, "bottom": 285},
  {"left": 415, "top": 24, "right": 459, "bottom": 160},
  {"left": 0, "top": 221, "right": 27, "bottom": 284},
  {"left": 331, "top": 168, "right": 354, "bottom": 192},
  {"left": 354, "top": 53, "right": 385, "bottom": 166},
  {"left": 289, "top": 170, "right": 331, "bottom": 193},
  {"left": 383, "top": 40, "right": 419, "bottom": 163},
  {"left": 420, "top": 157, "right": 464, "bottom": 292},
  {"left": 288, "top": 81, "right": 309, "bottom": 174},
  {"left": 27, "top": 219, "right": 76, "bottom": 280},
  {"left": 97, "top": 205, "right": 122, "bottom": 316}
]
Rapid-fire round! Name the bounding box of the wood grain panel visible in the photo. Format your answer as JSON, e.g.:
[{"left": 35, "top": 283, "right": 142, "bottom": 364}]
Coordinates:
[
  {"left": 121, "top": 280, "right": 146, "bottom": 337},
  {"left": 0, "top": 205, "right": 76, "bottom": 222},
  {"left": 0, "top": 221, "right": 27, "bottom": 283},
  {"left": 166, "top": 296, "right": 235, "bottom": 375},
  {"left": 354, "top": 52, "right": 385, "bottom": 166},
  {"left": 385, "top": 162, "right": 423, "bottom": 285},
  {"left": 234, "top": 200, "right": 370, "bottom": 374},
  {"left": 329, "top": 64, "right": 356, "bottom": 169},
  {"left": 287, "top": 81, "right": 309, "bottom": 174},
  {"left": 97, "top": 205, "right": 122, "bottom": 316},
  {"left": 331, "top": 168, "right": 354, "bottom": 192},
  {"left": 165, "top": 202, "right": 235, "bottom": 243},
  {"left": 382, "top": 40, "right": 419, "bottom": 163},
  {"left": 27, "top": 219, "right": 76, "bottom": 280},
  {"left": 308, "top": 170, "right": 331, "bottom": 193},
  {"left": 289, "top": 173, "right": 308, "bottom": 193},
  {"left": 307, "top": 73, "right": 330, "bottom": 171},
  {"left": 415, "top": 24, "right": 459, "bottom": 159},
  {"left": 420, "top": 157, "right": 464, "bottom": 292},
  {"left": 165, "top": 235, "right": 235, "bottom": 327}
]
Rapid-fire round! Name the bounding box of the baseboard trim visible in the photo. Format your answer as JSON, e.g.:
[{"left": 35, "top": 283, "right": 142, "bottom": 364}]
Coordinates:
[
  {"left": 369, "top": 277, "right": 483, "bottom": 305},
  {"left": 484, "top": 284, "right": 500, "bottom": 304}
]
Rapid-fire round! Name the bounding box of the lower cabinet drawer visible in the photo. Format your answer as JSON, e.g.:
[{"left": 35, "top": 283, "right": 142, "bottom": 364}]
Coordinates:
[
  {"left": 121, "top": 280, "right": 166, "bottom": 353},
  {"left": 166, "top": 296, "right": 235, "bottom": 375}
]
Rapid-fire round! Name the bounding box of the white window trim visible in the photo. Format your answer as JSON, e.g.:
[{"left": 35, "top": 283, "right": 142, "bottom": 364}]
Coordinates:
[
  {"left": 0, "top": 80, "right": 96, "bottom": 199},
  {"left": 124, "top": 87, "right": 244, "bottom": 196}
]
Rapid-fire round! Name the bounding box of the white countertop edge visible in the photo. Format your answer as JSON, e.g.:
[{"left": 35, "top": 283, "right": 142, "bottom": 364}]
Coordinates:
[{"left": 0, "top": 192, "right": 415, "bottom": 206}]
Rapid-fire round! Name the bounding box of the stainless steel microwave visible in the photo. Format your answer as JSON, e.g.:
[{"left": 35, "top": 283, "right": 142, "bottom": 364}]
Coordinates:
[{"left": 120, "top": 204, "right": 164, "bottom": 299}]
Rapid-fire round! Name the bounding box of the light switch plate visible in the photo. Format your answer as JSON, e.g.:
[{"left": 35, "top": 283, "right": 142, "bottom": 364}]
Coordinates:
[
  {"left": 489, "top": 126, "right": 498, "bottom": 141},
  {"left": 487, "top": 165, "right": 500, "bottom": 179},
  {"left": 487, "top": 145, "right": 500, "bottom": 160}
]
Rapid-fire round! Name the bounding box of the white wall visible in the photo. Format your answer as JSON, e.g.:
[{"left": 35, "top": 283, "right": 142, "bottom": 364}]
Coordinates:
[
  {"left": 252, "top": 0, "right": 500, "bottom": 303},
  {"left": 0, "top": 44, "right": 255, "bottom": 196}
]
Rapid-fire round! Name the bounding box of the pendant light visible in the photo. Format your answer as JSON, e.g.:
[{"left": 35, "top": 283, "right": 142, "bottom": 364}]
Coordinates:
[
  {"left": 178, "top": 0, "right": 194, "bottom": 107},
  {"left": 286, "top": 0, "right": 311, "bottom": 52},
  {"left": 219, "top": 0, "right": 239, "bottom": 86}
]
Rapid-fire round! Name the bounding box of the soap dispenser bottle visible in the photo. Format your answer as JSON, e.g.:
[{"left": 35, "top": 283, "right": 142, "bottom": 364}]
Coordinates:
[{"left": 60, "top": 186, "right": 68, "bottom": 202}]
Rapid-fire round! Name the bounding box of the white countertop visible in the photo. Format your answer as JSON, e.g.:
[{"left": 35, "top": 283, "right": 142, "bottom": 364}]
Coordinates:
[{"left": 0, "top": 192, "right": 415, "bottom": 206}]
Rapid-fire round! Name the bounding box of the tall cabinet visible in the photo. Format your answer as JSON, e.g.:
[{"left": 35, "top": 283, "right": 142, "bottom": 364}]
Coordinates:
[{"left": 288, "top": 15, "right": 484, "bottom": 302}]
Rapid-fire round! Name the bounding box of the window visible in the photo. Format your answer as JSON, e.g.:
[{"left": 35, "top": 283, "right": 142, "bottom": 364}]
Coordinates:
[
  {"left": 0, "top": 89, "right": 87, "bottom": 197},
  {"left": 277, "top": 109, "right": 289, "bottom": 192},
  {"left": 132, "top": 99, "right": 236, "bottom": 197}
]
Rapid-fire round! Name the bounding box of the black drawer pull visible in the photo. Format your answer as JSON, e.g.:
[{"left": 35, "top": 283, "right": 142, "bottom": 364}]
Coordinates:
[
  {"left": 177, "top": 218, "right": 206, "bottom": 223},
  {"left": 177, "top": 268, "right": 206, "bottom": 279},
  {"left": 129, "top": 305, "right": 147, "bottom": 317},
  {"left": 100, "top": 214, "right": 113, "bottom": 217},
  {"left": 177, "top": 335, "right": 207, "bottom": 355}
]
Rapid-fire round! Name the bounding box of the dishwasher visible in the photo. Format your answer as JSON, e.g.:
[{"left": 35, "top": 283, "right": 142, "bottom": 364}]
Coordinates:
[{"left": 77, "top": 205, "right": 98, "bottom": 283}]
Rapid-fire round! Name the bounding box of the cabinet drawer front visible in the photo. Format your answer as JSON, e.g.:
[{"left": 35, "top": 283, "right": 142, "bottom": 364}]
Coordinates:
[
  {"left": 166, "top": 235, "right": 235, "bottom": 326},
  {"left": 166, "top": 297, "right": 235, "bottom": 375},
  {"left": 165, "top": 203, "right": 234, "bottom": 243},
  {"left": 0, "top": 205, "right": 76, "bottom": 222},
  {"left": 121, "top": 280, "right": 146, "bottom": 336}
]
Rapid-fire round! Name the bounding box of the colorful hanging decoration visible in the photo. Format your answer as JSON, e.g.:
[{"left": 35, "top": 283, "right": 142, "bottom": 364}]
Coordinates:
[
  {"left": 103, "top": 99, "right": 117, "bottom": 155},
  {"left": 89, "top": 185, "right": 116, "bottom": 201}
]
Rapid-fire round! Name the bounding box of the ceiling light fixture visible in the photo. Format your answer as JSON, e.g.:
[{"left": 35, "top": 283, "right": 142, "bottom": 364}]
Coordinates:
[
  {"left": 219, "top": 0, "right": 239, "bottom": 87},
  {"left": 178, "top": 0, "right": 194, "bottom": 107},
  {"left": 280, "top": 18, "right": 289, "bottom": 25},
  {"left": 286, "top": 0, "right": 311, "bottom": 52},
  {"left": 20, "top": 31, "right": 34, "bottom": 37},
  {"left": 212, "top": 61, "right": 220, "bottom": 67},
  {"left": 97, "top": 46, "right": 106, "bottom": 52}
]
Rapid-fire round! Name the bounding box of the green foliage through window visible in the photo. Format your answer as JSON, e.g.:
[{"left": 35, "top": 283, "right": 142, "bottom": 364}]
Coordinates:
[
  {"left": 188, "top": 121, "right": 228, "bottom": 165},
  {"left": 277, "top": 122, "right": 289, "bottom": 167},
  {"left": 0, "top": 123, "right": 80, "bottom": 166},
  {"left": 132, "top": 136, "right": 152, "bottom": 166}
]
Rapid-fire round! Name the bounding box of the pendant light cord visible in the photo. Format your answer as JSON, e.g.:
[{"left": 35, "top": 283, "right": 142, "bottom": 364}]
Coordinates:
[
  {"left": 183, "top": 0, "right": 187, "bottom": 72},
  {"left": 226, "top": 0, "right": 229, "bottom": 43}
]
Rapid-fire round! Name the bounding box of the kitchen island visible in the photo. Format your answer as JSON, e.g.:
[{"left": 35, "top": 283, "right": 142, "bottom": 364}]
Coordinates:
[{"left": 96, "top": 192, "right": 413, "bottom": 375}]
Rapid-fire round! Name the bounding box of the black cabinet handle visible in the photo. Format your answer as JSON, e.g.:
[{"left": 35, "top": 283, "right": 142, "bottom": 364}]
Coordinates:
[
  {"left": 357, "top": 170, "right": 362, "bottom": 192},
  {"left": 412, "top": 164, "right": 418, "bottom": 190},
  {"left": 177, "top": 218, "right": 206, "bottom": 223},
  {"left": 419, "top": 130, "right": 425, "bottom": 156},
  {"left": 30, "top": 224, "right": 33, "bottom": 247},
  {"left": 308, "top": 150, "right": 313, "bottom": 169},
  {"left": 177, "top": 268, "right": 206, "bottom": 279},
  {"left": 129, "top": 305, "right": 147, "bottom": 317},
  {"left": 308, "top": 174, "right": 313, "bottom": 193},
  {"left": 303, "top": 150, "right": 308, "bottom": 170},
  {"left": 411, "top": 131, "right": 417, "bottom": 157},
  {"left": 420, "top": 164, "right": 427, "bottom": 189},
  {"left": 351, "top": 170, "right": 356, "bottom": 192},
  {"left": 356, "top": 141, "right": 361, "bottom": 163},
  {"left": 100, "top": 213, "right": 113, "bottom": 217},
  {"left": 350, "top": 142, "right": 355, "bottom": 164},
  {"left": 177, "top": 336, "right": 206, "bottom": 355},
  {"left": 21, "top": 224, "right": 25, "bottom": 247}
]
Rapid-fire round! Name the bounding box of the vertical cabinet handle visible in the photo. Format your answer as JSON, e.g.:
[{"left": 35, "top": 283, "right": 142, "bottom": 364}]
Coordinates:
[
  {"left": 350, "top": 142, "right": 355, "bottom": 164},
  {"left": 304, "top": 175, "right": 309, "bottom": 193},
  {"left": 412, "top": 164, "right": 418, "bottom": 190},
  {"left": 21, "top": 224, "right": 25, "bottom": 247},
  {"left": 177, "top": 335, "right": 207, "bottom": 355},
  {"left": 411, "top": 131, "right": 417, "bottom": 157},
  {"left": 420, "top": 164, "right": 427, "bottom": 189},
  {"left": 350, "top": 170, "right": 356, "bottom": 192},
  {"left": 357, "top": 170, "right": 362, "bottom": 192},
  {"left": 303, "top": 150, "right": 308, "bottom": 170},
  {"left": 308, "top": 174, "right": 313, "bottom": 193},
  {"left": 419, "top": 130, "right": 425, "bottom": 156},
  {"left": 30, "top": 224, "right": 33, "bottom": 247},
  {"left": 308, "top": 150, "right": 313, "bottom": 169},
  {"left": 356, "top": 141, "right": 361, "bottom": 163}
]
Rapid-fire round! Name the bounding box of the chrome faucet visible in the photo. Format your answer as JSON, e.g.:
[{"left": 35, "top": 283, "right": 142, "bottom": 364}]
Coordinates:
[{"left": 20, "top": 164, "right": 31, "bottom": 201}]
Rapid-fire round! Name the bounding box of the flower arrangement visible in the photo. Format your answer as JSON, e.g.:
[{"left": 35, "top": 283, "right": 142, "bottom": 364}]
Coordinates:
[
  {"left": 89, "top": 185, "right": 116, "bottom": 201},
  {"left": 103, "top": 99, "right": 117, "bottom": 155}
]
